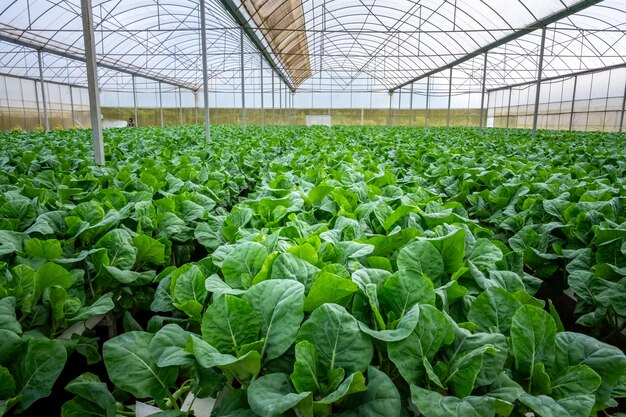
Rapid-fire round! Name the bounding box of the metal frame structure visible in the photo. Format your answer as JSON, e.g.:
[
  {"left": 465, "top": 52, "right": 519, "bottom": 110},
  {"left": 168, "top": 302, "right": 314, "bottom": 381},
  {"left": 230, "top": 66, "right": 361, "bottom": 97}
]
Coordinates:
[{"left": 0, "top": 0, "right": 624, "bottom": 159}]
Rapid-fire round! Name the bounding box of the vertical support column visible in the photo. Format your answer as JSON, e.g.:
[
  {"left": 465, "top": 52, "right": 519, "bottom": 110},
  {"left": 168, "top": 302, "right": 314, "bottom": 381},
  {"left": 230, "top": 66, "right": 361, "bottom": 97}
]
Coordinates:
[
  {"left": 506, "top": 87, "right": 512, "bottom": 128},
  {"left": 69, "top": 85, "right": 75, "bottom": 126},
  {"left": 409, "top": 83, "right": 414, "bottom": 127},
  {"left": 200, "top": 0, "right": 211, "bottom": 141},
  {"left": 179, "top": 87, "right": 183, "bottom": 125},
  {"left": 388, "top": 92, "right": 392, "bottom": 126},
  {"left": 158, "top": 82, "right": 164, "bottom": 127},
  {"left": 260, "top": 55, "right": 264, "bottom": 129},
  {"left": 447, "top": 68, "right": 453, "bottom": 128},
  {"left": 479, "top": 52, "right": 488, "bottom": 130},
  {"left": 35, "top": 80, "right": 41, "bottom": 127},
  {"left": 425, "top": 76, "right": 430, "bottom": 127},
  {"left": 272, "top": 71, "right": 275, "bottom": 125},
  {"left": 80, "top": 0, "right": 104, "bottom": 164},
  {"left": 398, "top": 88, "right": 402, "bottom": 126},
  {"left": 132, "top": 74, "right": 139, "bottom": 127},
  {"left": 194, "top": 91, "right": 198, "bottom": 124},
  {"left": 569, "top": 75, "right": 578, "bottom": 131},
  {"left": 279, "top": 81, "right": 282, "bottom": 125},
  {"left": 240, "top": 25, "right": 246, "bottom": 134},
  {"left": 619, "top": 79, "right": 626, "bottom": 133},
  {"left": 37, "top": 50, "right": 49, "bottom": 130},
  {"left": 532, "top": 26, "right": 547, "bottom": 136}
]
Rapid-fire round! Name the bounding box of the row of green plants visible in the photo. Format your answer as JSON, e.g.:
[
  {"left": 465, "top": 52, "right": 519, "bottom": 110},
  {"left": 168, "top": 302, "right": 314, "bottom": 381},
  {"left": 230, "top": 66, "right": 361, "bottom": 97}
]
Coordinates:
[{"left": 0, "top": 125, "right": 625, "bottom": 417}]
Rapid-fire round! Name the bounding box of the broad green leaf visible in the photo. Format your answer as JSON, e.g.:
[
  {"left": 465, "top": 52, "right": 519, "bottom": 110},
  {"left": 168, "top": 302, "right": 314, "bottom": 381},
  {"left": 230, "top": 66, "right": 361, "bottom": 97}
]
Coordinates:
[
  {"left": 133, "top": 234, "right": 166, "bottom": 267},
  {"left": 336, "top": 367, "right": 400, "bottom": 417},
  {"left": 291, "top": 341, "right": 320, "bottom": 393},
  {"left": 410, "top": 385, "right": 496, "bottom": 417},
  {"left": 94, "top": 229, "right": 137, "bottom": 270},
  {"left": 247, "top": 373, "right": 312, "bottom": 417},
  {"left": 270, "top": 252, "right": 319, "bottom": 292},
  {"left": 380, "top": 269, "right": 435, "bottom": 317},
  {"left": 204, "top": 274, "right": 246, "bottom": 296},
  {"left": 468, "top": 238, "right": 503, "bottom": 269},
  {"left": 358, "top": 303, "right": 419, "bottom": 342},
  {"left": 202, "top": 294, "right": 260, "bottom": 355},
  {"left": 447, "top": 345, "right": 497, "bottom": 398},
  {"left": 297, "top": 303, "right": 373, "bottom": 374},
  {"left": 243, "top": 280, "right": 304, "bottom": 360},
  {"left": 518, "top": 393, "right": 594, "bottom": 417},
  {"left": 187, "top": 336, "right": 261, "bottom": 381},
  {"left": 468, "top": 287, "right": 522, "bottom": 333},
  {"left": 222, "top": 242, "right": 268, "bottom": 289},
  {"left": 24, "top": 238, "right": 62, "bottom": 260},
  {"left": 34, "top": 262, "right": 73, "bottom": 300},
  {"left": 149, "top": 324, "right": 193, "bottom": 367},
  {"left": 303, "top": 271, "right": 358, "bottom": 312},
  {"left": 388, "top": 305, "right": 454, "bottom": 385},
  {"left": 551, "top": 364, "right": 601, "bottom": 400},
  {"left": 68, "top": 295, "right": 114, "bottom": 322},
  {"left": 64, "top": 372, "right": 116, "bottom": 417},
  {"left": 419, "top": 227, "right": 466, "bottom": 274},
  {"left": 103, "top": 331, "right": 177, "bottom": 399},
  {"left": 555, "top": 332, "right": 626, "bottom": 406},
  {"left": 10, "top": 338, "right": 67, "bottom": 412},
  {"left": 510, "top": 305, "right": 556, "bottom": 378},
  {"left": 317, "top": 372, "right": 366, "bottom": 405},
  {"left": 397, "top": 240, "right": 444, "bottom": 281},
  {"left": 170, "top": 264, "right": 207, "bottom": 319},
  {"left": 0, "top": 297, "right": 21, "bottom": 334},
  {"left": 0, "top": 366, "right": 15, "bottom": 399}
]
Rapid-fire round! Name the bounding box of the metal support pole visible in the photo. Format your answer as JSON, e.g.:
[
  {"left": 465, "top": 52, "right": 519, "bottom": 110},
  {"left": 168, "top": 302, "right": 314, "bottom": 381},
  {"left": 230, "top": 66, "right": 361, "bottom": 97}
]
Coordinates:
[
  {"left": 272, "top": 72, "right": 275, "bottom": 125},
  {"left": 37, "top": 50, "right": 49, "bottom": 130},
  {"left": 200, "top": 0, "right": 211, "bottom": 141},
  {"left": 398, "top": 88, "right": 402, "bottom": 126},
  {"left": 479, "top": 52, "right": 488, "bottom": 130},
  {"left": 260, "top": 55, "right": 264, "bottom": 129},
  {"left": 388, "top": 92, "right": 392, "bottom": 126},
  {"left": 447, "top": 68, "right": 453, "bottom": 128},
  {"left": 80, "top": 0, "right": 104, "bottom": 164},
  {"left": 485, "top": 91, "right": 491, "bottom": 129},
  {"left": 569, "top": 75, "right": 578, "bottom": 131},
  {"left": 179, "top": 87, "right": 183, "bottom": 125},
  {"left": 132, "top": 74, "right": 138, "bottom": 127},
  {"left": 409, "top": 83, "right": 414, "bottom": 126},
  {"left": 240, "top": 26, "right": 246, "bottom": 134},
  {"left": 194, "top": 91, "right": 198, "bottom": 124},
  {"left": 619, "top": 77, "right": 626, "bottom": 133},
  {"left": 532, "top": 27, "right": 547, "bottom": 136},
  {"left": 69, "top": 85, "right": 75, "bottom": 126},
  {"left": 158, "top": 82, "right": 164, "bottom": 127},
  {"left": 279, "top": 81, "right": 282, "bottom": 125},
  {"left": 35, "top": 80, "right": 41, "bottom": 127},
  {"left": 506, "top": 87, "right": 512, "bottom": 128},
  {"left": 425, "top": 76, "right": 430, "bottom": 127}
]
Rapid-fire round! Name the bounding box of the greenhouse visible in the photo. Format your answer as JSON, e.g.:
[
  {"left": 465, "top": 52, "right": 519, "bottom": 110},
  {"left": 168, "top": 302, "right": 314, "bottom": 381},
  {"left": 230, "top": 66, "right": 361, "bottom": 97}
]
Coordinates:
[{"left": 1, "top": 0, "right": 626, "bottom": 416}]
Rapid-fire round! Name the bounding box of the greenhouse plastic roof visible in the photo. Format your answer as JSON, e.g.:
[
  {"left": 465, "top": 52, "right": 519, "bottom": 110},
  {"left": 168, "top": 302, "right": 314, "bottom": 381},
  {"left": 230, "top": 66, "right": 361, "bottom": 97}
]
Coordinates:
[{"left": 0, "top": 0, "right": 624, "bottom": 92}]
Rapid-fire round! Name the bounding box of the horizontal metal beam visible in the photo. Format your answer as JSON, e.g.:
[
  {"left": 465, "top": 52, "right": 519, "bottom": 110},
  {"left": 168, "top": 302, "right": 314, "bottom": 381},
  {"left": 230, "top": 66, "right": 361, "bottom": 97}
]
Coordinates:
[
  {"left": 0, "top": 70, "right": 86, "bottom": 89},
  {"left": 487, "top": 62, "right": 626, "bottom": 93},
  {"left": 389, "top": 0, "right": 604, "bottom": 93},
  {"left": 217, "top": 0, "right": 296, "bottom": 92},
  {"left": 0, "top": 31, "right": 198, "bottom": 91}
]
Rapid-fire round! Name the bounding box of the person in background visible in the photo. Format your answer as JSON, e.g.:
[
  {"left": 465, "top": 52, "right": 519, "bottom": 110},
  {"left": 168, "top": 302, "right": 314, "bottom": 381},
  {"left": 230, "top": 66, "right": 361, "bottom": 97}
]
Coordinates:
[{"left": 127, "top": 117, "right": 135, "bottom": 127}]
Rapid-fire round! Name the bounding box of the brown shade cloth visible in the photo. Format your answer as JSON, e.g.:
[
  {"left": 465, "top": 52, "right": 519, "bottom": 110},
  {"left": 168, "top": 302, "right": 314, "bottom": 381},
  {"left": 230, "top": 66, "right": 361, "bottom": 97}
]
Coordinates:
[{"left": 243, "top": 0, "right": 311, "bottom": 86}]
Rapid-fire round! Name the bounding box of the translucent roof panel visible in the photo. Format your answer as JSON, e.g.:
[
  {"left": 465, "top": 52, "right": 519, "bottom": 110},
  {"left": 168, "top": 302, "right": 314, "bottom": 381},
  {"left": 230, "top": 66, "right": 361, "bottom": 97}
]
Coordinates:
[
  {"left": 454, "top": 1, "right": 626, "bottom": 91},
  {"left": 0, "top": 0, "right": 266, "bottom": 90},
  {"left": 0, "top": 0, "right": 624, "bottom": 96},
  {"left": 233, "top": 0, "right": 597, "bottom": 89}
]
